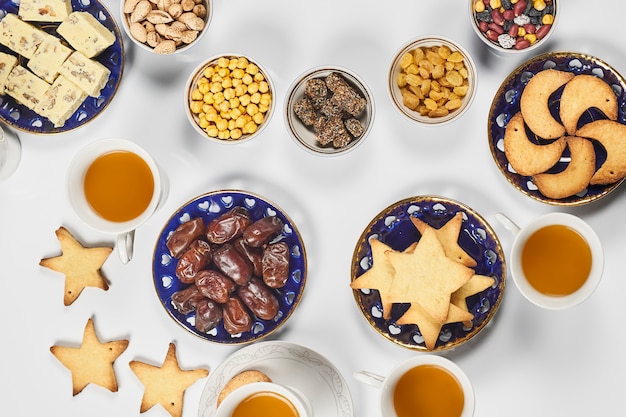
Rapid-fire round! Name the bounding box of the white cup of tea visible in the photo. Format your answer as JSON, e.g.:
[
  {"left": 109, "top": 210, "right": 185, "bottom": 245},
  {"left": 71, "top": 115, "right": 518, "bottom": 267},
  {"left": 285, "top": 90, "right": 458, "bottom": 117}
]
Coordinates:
[
  {"left": 214, "top": 381, "right": 312, "bottom": 417},
  {"left": 495, "top": 212, "right": 603, "bottom": 309},
  {"left": 354, "top": 355, "right": 474, "bottom": 417},
  {"left": 67, "top": 138, "right": 163, "bottom": 264}
]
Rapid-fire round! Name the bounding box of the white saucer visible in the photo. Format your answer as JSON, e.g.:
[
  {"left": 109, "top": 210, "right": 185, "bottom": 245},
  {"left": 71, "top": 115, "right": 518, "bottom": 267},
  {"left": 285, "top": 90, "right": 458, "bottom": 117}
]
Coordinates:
[{"left": 198, "top": 340, "right": 354, "bottom": 417}]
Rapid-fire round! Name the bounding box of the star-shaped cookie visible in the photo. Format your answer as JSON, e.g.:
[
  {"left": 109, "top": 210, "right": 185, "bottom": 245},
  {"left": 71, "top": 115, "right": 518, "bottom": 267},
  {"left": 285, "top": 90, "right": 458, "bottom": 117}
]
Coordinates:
[
  {"left": 386, "top": 227, "right": 474, "bottom": 324},
  {"left": 396, "top": 302, "right": 474, "bottom": 350},
  {"left": 410, "top": 212, "right": 477, "bottom": 267},
  {"left": 39, "top": 226, "right": 112, "bottom": 305},
  {"left": 350, "top": 237, "right": 397, "bottom": 319},
  {"left": 130, "top": 342, "right": 209, "bottom": 417},
  {"left": 50, "top": 318, "right": 129, "bottom": 396},
  {"left": 451, "top": 274, "right": 495, "bottom": 326}
]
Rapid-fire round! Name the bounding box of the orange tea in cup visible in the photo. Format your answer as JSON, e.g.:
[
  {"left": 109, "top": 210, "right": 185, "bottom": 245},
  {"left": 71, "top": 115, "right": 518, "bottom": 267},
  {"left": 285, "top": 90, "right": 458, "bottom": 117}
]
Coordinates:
[
  {"left": 83, "top": 150, "right": 154, "bottom": 223},
  {"left": 521, "top": 224, "right": 591, "bottom": 296},
  {"left": 231, "top": 391, "right": 299, "bottom": 417},
  {"left": 393, "top": 364, "right": 464, "bottom": 417}
]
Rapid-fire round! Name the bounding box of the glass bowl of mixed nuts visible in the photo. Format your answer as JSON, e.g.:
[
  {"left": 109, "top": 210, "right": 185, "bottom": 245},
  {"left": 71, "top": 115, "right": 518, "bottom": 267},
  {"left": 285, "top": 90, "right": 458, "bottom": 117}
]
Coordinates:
[
  {"left": 469, "top": 0, "right": 558, "bottom": 55},
  {"left": 284, "top": 66, "right": 375, "bottom": 156},
  {"left": 388, "top": 35, "right": 477, "bottom": 127},
  {"left": 185, "top": 54, "right": 275, "bottom": 144},
  {"left": 121, "top": 0, "right": 212, "bottom": 54}
]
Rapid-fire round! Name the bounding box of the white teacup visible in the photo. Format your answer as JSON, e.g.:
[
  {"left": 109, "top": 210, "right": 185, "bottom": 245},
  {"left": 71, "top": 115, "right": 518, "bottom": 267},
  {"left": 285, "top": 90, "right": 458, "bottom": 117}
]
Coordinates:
[
  {"left": 215, "top": 381, "right": 312, "bottom": 417},
  {"left": 0, "top": 123, "right": 21, "bottom": 181},
  {"left": 496, "top": 212, "right": 603, "bottom": 309},
  {"left": 354, "top": 355, "right": 474, "bottom": 417},
  {"left": 67, "top": 138, "right": 163, "bottom": 264}
]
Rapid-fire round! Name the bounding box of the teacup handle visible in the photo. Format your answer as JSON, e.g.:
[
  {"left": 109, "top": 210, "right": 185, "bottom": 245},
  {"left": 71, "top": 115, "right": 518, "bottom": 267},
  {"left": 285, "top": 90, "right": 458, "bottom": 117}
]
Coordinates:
[
  {"left": 353, "top": 371, "right": 385, "bottom": 389},
  {"left": 495, "top": 212, "right": 521, "bottom": 235},
  {"left": 117, "top": 230, "right": 135, "bottom": 264}
]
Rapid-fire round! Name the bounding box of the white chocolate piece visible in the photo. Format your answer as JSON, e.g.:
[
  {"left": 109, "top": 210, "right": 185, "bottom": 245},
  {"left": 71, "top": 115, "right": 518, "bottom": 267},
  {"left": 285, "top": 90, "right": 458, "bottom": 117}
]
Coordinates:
[
  {"left": 58, "top": 51, "right": 110, "bottom": 97},
  {"left": 0, "top": 52, "right": 19, "bottom": 93},
  {"left": 28, "top": 36, "right": 73, "bottom": 83},
  {"left": 0, "top": 13, "right": 48, "bottom": 59},
  {"left": 37, "top": 75, "right": 88, "bottom": 127},
  {"left": 18, "top": 0, "right": 72, "bottom": 23},
  {"left": 5, "top": 65, "right": 51, "bottom": 110},
  {"left": 56, "top": 12, "right": 115, "bottom": 58}
]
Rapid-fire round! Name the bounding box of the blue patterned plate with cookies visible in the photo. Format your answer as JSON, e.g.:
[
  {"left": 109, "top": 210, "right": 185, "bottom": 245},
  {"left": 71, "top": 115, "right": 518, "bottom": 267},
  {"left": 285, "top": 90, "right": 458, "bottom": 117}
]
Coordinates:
[
  {"left": 350, "top": 195, "right": 505, "bottom": 352},
  {"left": 152, "top": 190, "right": 307, "bottom": 344},
  {"left": 488, "top": 51, "right": 626, "bottom": 205},
  {"left": 0, "top": 0, "right": 124, "bottom": 134}
]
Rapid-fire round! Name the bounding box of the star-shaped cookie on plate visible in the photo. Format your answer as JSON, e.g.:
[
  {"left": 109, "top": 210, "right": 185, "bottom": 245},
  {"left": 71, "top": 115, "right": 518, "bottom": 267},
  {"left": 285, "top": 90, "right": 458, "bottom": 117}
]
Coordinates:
[
  {"left": 130, "top": 342, "right": 209, "bottom": 417},
  {"left": 451, "top": 274, "right": 495, "bottom": 327},
  {"left": 396, "top": 302, "right": 474, "bottom": 350},
  {"left": 350, "top": 237, "right": 397, "bottom": 319},
  {"left": 39, "top": 226, "right": 112, "bottom": 305},
  {"left": 386, "top": 227, "right": 474, "bottom": 324},
  {"left": 410, "top": 212, "right": 477, "bottom": 267},
  {"left": 50, "top": 318, "right": 129, "bottom": 396}
]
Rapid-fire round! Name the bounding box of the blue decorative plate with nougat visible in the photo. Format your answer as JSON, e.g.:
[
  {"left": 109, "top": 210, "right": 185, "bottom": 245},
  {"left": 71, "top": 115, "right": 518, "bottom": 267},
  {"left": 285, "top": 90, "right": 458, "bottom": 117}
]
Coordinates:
[
  {"left": 350, "top": 195, "right": 505, "bottom": 351},
  {"left": 0, "top": 0, "right": 123, "bottom": 134}
]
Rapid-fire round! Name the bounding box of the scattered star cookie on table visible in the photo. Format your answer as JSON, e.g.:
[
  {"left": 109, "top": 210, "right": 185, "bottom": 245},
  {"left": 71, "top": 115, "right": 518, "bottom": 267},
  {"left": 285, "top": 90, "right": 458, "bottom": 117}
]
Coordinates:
[
  {"left": 39, "top": 226, "right": 113, "bottom": 305},
  {"left": 50, "top": 318, "right": 129, "bottom": 396},
  {"left": 130, "top": 342, "right": 209, "bottom": 417}
]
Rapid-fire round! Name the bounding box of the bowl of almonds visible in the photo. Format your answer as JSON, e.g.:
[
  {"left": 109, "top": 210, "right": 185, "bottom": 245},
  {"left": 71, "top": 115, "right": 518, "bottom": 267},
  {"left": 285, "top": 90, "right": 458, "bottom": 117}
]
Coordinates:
[
  {"left": 121, "top": 0, "right": 211, "bottom": 54},
  {"left": 388, "top": 35, "right": 477, "bottom": 127}
]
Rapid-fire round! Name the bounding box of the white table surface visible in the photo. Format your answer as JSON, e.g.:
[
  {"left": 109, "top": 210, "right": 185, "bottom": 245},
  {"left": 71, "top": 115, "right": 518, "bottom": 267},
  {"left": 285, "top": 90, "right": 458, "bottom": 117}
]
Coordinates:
[{"left": 1, "top": 0, "right": 625, "bottom": 416}]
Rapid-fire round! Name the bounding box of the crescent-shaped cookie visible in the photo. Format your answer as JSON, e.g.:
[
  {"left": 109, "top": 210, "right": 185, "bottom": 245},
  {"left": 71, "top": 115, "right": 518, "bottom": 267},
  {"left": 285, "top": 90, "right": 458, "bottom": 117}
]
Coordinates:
[
  {"left": 532, "top": 136, "right": 596, "bottom": 199},
  {"left": 503, "top": 112, "right": 567, "bottom": 176},
  {"left": 520, "top": 69, "right": 574, "bottom": 139},
  {"left": 576, "top": 119, "right": 626, "bottom": 185},
  {"left": 559, "top": 74, "right": 618, "bottom": 135}
]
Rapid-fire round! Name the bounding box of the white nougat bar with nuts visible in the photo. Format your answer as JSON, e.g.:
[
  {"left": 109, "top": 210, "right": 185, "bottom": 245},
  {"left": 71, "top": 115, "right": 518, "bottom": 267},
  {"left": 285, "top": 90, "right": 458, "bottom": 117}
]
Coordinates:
[
  {"left": 18, "top": 0, "right": 73, "bottom": 22},
  {"left": 0, "top": 13, "right": 48, "bottom": 59},
  {"left": 56, "top": 12, "right": 115, "bottom": 58},
  {"left": 0, "top": 52, "right": 18, "bottom": 93},
  {"left": 28, "top": 35, "right": 73, "bottom": 83},
  {"left": 5, "top": 65, "right": 50, "bottom": 110},
  {"left": 37, "top": 75, "right": 88, "bottom": 127},
  {"left": 58, "top": 50, "right": 110, "bottom": 97}
]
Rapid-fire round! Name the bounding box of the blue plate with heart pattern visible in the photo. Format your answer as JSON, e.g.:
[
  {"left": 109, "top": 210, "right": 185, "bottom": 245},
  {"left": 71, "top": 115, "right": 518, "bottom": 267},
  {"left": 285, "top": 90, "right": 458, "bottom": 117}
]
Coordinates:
[
  {"left": 350, "top": 195, "right": 505, "bottom": 351},
  {"left": 488, "top": 51, "right": 626, "bottom": 205},
  {"left": 0, "top": 0, "right": 124, "bottom": 134},
  {"left": 152, "top": 190, "right": 307, "bottom": 344}
]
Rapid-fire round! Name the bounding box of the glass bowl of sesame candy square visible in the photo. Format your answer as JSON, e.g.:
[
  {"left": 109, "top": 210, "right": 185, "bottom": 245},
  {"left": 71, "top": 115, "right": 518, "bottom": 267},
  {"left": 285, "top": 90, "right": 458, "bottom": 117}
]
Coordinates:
[
  {"left": 470, "top": 0, "right": 558, "bottom": 54},
  {"left": 284, "top": 66, "right": 375, "bottom": 156},
  {"left": 185, "top": 53, "right": 275, "bottom": 144},
  {"left": 388, "top": 35, "right": 477, "bottom": 127}
]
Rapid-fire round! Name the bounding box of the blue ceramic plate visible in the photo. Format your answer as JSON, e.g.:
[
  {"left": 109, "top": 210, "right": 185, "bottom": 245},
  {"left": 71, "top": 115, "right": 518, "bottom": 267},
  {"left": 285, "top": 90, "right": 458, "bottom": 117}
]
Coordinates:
[
  {"left": 350, "top": 195, "right": 505, "bottom": 351},
  {"left": 0, "top": 0, "right": 124, "bottom": 134},
  {"left": 488, "top": 51, "right": 626, "bottom": 205},
  {"left": 152, "top": 190, "right": 307, "bottom": 344}
]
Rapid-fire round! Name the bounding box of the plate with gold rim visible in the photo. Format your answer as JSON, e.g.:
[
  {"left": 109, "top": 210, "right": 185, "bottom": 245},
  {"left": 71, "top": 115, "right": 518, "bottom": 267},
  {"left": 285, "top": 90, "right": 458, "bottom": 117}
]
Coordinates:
[
  {"left": 0, "top": 0, "right": 124, "bottom": 134},
  {"left": 488, "top": 51, "right": 626, "bottom": 206},
  {"left": 198, "top": 340, "right": 353, "bottom": 417},
  {"left": 350, "top": 195, "right": 505, "bottom": 351}
]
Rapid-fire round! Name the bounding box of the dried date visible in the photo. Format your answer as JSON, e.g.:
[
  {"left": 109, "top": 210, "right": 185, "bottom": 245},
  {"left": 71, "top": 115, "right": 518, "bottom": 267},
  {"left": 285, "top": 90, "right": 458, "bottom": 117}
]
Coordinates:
[
  {"left": 195, "top": 298, "right": 222, "bottom": 333},
  {"left": 242, "top": 216, "right": 284, "bottom": 247},
  {"left": 262, "top": 242, "right": 290, "bottom": 288},
  {"left": 233, "top": 237, "right": 263, "bottom": 276},
  {"left": 195, "top": 269, "right": 236, "bottom": 304},
  {"left": 213, "top": 243, "right": 253, "bottom": 285},
  {"left": 176, "top": 239, "right": 212, "bottom": 284},
  {"left": 206, "top": 207, "right": 252, "bottom": 244},
  {"left": 237, "top": 277, "right": 279, "bottom": 320},
  {"left": 166, "top": 217, "right": 205, "bottom": 257},
  {"left": 171, "top": 285, "right": 204, "bottom": 314},
  {"left": 222, "top": 296, "right": 253, "bottom": 334}
]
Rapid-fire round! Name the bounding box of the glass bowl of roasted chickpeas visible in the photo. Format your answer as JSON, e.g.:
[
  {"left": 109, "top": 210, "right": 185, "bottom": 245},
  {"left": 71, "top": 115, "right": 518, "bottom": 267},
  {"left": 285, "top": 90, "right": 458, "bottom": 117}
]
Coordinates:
[
  {"left": 185, "top": 54, "right": 275, "bottom": 144},
  {"left": 388, "top": 35, "right": 477, "bottom": 127}
]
